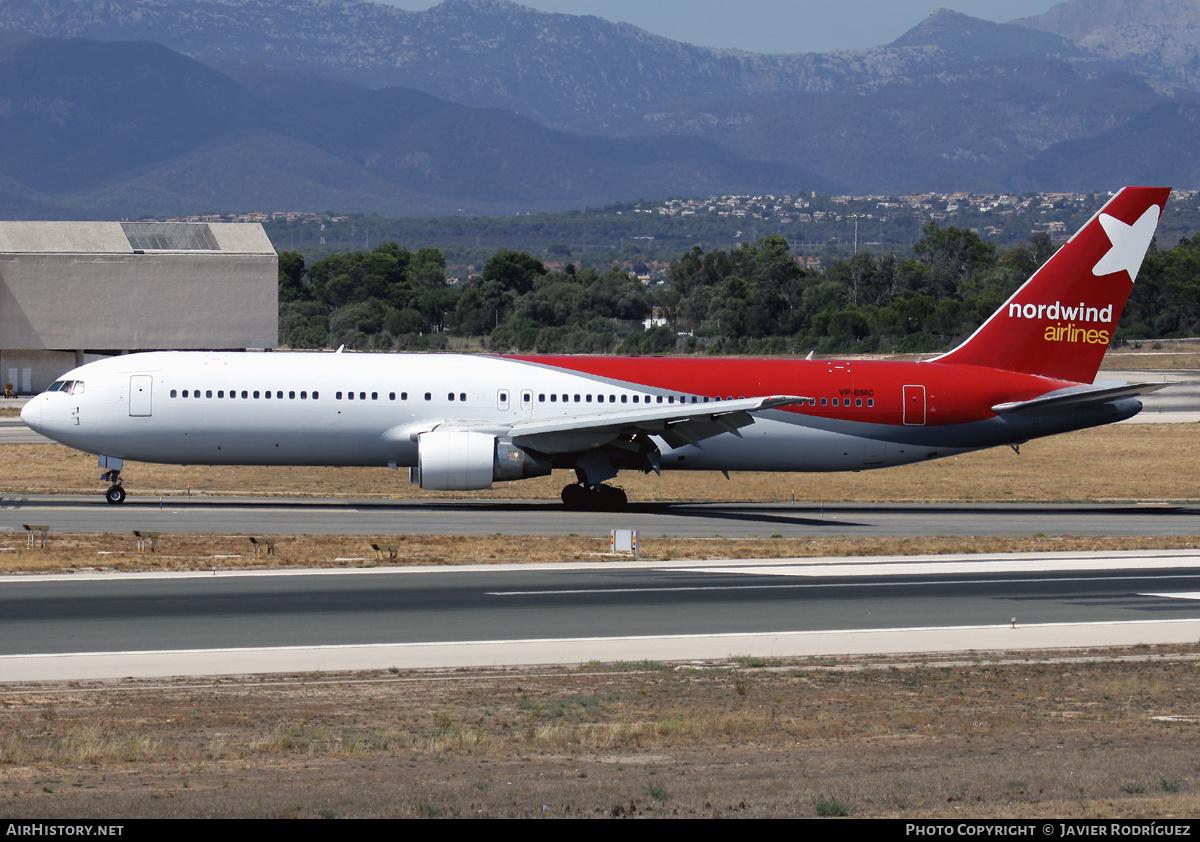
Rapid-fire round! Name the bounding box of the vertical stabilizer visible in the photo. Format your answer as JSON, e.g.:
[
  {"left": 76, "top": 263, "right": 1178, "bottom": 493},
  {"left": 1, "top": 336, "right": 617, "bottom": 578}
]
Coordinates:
[{"left": 936, "top": 187, "right": 1170, "bottom": 383}]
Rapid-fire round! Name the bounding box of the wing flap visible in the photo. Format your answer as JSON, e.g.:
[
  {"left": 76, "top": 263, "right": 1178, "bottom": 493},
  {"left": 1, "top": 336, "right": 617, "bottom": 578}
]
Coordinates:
[{"left": 381, "top": 395, "right": 808, "bottom": 452}]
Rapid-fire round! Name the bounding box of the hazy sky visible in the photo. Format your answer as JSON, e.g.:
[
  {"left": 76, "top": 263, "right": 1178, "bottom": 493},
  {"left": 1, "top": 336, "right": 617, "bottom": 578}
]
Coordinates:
[{"left": 376, "top": 1, "right": 1066, "bottom": 54}]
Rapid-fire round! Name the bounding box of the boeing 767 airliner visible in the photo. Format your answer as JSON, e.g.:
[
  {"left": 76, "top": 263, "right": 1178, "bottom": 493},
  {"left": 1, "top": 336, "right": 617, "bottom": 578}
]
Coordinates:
[{"left": 21, "top": 187, "right": 1172, "bottom": 509}]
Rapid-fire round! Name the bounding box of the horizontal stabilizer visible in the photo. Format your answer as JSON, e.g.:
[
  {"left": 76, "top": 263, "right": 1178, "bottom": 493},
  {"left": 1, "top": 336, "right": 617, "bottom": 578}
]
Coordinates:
[{"left": 991, "top": 382, "right": 1168, "bottom": 415}]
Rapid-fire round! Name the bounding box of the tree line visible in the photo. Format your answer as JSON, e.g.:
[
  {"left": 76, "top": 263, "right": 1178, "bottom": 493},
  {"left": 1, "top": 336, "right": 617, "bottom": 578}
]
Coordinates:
[{"left": 277, "top": 224, "right": 1200, "bottom": 355}]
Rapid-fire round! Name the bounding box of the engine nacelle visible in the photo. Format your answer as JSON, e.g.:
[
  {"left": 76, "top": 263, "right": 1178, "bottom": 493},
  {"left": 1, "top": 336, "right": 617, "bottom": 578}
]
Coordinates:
[
  {"left": 410, "top": 430, "right": 551, "bottom": 490},
  {"left": 493, "top": 438, "right": 553, "bottom": 483}
]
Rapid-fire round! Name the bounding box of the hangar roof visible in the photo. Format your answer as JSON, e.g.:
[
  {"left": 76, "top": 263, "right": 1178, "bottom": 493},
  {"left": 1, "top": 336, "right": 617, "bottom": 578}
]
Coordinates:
[{"left": 0, "top": 221, "right": 275, "bottom": 255}]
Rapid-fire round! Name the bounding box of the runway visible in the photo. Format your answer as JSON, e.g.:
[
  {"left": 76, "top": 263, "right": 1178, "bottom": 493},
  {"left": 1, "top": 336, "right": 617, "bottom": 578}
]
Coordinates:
[
  {"left": 2, "top": 375, "right": 1197, "bottom": 681},
  {"left": 1, "top": 494, "right": 1197, "bottom": 538},
  {"left": 3, "top": 551, "right": 1200, "bottom": 681}
]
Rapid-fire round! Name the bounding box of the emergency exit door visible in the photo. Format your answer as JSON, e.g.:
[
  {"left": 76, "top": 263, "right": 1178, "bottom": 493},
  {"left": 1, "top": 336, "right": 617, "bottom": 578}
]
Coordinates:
[
  {"left": 902, "top": 385, "right": 926, "bottom": 425},
  {"left": 129, "top": 375, "right": 153, "bottom": 417}
]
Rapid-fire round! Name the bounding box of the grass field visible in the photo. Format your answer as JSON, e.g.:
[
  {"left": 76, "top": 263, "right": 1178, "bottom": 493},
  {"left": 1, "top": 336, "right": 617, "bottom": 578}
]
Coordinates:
[
  {"left": 3, "top": 651, "right": 1200, "bottom": 818},
  {"left": 4, "top": 421, "right": 1198, "bottom": 503}
]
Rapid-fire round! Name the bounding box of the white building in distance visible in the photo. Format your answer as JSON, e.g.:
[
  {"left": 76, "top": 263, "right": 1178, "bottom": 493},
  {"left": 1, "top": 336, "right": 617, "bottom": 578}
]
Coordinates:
[{"left": 0, "top": 221, "right": 277, "bottom": 393}]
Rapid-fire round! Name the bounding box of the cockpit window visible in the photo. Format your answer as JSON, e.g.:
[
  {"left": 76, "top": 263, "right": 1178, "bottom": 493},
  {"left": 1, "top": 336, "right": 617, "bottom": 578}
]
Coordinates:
[
  {"left": 70, "top": 381, "right": 85, "bottom": 395},
  {"left": 46, "top": 381, "right": 65, "bottom": 392}
]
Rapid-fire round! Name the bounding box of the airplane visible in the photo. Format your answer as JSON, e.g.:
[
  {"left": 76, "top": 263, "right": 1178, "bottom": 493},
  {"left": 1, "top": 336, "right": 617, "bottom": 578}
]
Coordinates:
[{"left": 21, "top": 186, "right": 1172, "bottom": 511}]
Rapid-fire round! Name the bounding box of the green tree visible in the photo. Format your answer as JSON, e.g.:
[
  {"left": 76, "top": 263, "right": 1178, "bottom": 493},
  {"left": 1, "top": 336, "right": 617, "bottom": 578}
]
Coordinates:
[{"left": 481, "top": 249, "right": 546, "bottom": 295}]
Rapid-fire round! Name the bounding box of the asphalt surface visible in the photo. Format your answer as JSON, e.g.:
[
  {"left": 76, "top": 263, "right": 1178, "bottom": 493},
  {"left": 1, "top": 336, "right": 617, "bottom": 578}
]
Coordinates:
[
  {"left": 4, "top": 555, "right": 1200, "bottom": 657},
  {"left": 1, "top": 496, "right": 1197, "bottom": 538}
]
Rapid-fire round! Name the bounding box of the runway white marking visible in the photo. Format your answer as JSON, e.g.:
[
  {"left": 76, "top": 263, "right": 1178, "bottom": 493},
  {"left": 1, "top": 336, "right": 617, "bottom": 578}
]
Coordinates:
[
  {"left": 4, "top": 619, "right": 1200, "bottom": 682},
  {"left": 670, "top": 554, "right": 1200, "bottom": 578},
  {"left": 1143, "top": 592, "right": 1200, "bottom": 601},
  {"left": 488, "top": 574, "right": 1200, "bottom": 597},
  {"left": 2, "top": 549, "right": 1199, "bottom": 584}
]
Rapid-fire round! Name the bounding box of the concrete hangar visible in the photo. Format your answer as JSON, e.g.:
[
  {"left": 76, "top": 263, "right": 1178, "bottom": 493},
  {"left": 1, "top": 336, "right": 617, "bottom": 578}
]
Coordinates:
[{"left": 0, "top": 221, "right": 277, "bottom": 393}]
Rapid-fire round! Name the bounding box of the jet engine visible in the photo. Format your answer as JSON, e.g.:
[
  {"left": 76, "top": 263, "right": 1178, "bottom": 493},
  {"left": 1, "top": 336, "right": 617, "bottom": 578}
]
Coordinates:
[{"left": 410, "top": 430, "right": 552, "bottom": 490}]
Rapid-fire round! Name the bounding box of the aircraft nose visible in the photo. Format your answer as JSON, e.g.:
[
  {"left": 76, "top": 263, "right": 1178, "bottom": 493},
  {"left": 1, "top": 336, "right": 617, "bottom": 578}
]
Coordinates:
[{"left": 20, "top": 398, "right": 41, "bottom": 433}]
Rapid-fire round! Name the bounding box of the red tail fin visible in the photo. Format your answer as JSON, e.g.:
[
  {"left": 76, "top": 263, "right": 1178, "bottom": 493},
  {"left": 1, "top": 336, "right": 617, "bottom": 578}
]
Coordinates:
[{"left": 937, "top": 186, "right": 1170, "bottom": 383}]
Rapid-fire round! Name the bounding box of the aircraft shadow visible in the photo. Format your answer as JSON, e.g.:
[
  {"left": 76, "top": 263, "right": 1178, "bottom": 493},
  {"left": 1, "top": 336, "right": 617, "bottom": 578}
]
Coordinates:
[{"left": 5, "top": 495, "right": 1195, "bottom": 526}]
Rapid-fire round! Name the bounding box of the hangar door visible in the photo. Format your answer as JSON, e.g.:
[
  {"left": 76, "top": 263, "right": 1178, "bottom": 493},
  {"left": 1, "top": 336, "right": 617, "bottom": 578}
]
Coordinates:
[{"left": 129, "top": 376, "right": 153, "bottom": 417}]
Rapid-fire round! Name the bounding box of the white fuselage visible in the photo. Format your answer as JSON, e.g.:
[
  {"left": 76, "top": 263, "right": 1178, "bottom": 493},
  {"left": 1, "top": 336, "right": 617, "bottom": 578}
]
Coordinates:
[{"left": 20, "top": 351, "right": 978, "bottom": 475}]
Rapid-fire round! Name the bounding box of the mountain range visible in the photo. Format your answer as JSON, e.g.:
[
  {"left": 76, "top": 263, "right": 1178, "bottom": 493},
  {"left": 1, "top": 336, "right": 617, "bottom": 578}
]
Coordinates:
[{"left": 0, "top": 0, "right": 1197, "bottom": 217}]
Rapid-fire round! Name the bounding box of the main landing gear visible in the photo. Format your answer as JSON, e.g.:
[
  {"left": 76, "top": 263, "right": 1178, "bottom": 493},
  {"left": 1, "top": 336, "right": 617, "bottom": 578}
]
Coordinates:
[
  {"left": 102, "top": 468, "right": 126, "bottom": 505},
  {"left": 561, "top": 482, "right": 628, "bottom": 511}
]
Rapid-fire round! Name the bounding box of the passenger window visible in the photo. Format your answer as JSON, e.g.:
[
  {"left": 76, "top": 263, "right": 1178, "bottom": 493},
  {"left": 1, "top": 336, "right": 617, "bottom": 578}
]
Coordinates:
[
  {"left": 856, "top": 398, "right": 862, "bottom": 407},
  {"left": 301, "top": 392, "right": 309, "bottom": 399},
  {"left": 289, "top": 391, "right": 295, "bottom": 399},
  {"left": 253, "top": 391, "right": 260, "bottom": 399},
  {"left": 550, "top": 394, "right": 557, "bottom": 402},
  {"left": 348, "top": 392, "right": 355, "bottom": 400},
  {"left": 448, "top": 393, "right": 455, "bottom": 401},
  {"left": 461, "top": 393, "right": 467, "bottom": 402},
  {"left": 388, "top": 392, "right": 395, "bottom": 400},
  {"left": 621, "top": 395, "right": 627, "bottom": 403},
  {"left": 424, "top": 392, "right": 431, "bottom": 401},
  {"left": 538, "top": 394, "right": 545, "bottom": 402},
  {"left": 170, "top": 389, "right": 177, "bottom": 398},
  {"left": 574, "top": 395, "right": 580, "bottom": 402},
  {"left": 241, "top": 391, "right": 248, "bottom": 399},
  {"left": 265, "top": 391, "right": 271, "bottom": 399},
  {"left": 206, "top": 390, "right": 213, "bottom": 398},
  {"left": 336, "top": 392, "right": 342, "bottom": 400},
  {"left": 276, "top": 391, "right": 283, "bottom": 399},
  {"left": 400, "top": 392, "right": 407, "bottom": 400},
  {"left": 867, "top": 399, "right": 874, "bottom": 407},
  {"left": 359, "top": 392, "right": 366, "bottom": 400},
  {"left": 633, "top": 396, "right": 639, "bottom": 403},
  {"left": 656, "top": 396, "right": 663, "bottom": 404},
  {"left": 586, "top": 395, "right": 592, "bottom": 403}
]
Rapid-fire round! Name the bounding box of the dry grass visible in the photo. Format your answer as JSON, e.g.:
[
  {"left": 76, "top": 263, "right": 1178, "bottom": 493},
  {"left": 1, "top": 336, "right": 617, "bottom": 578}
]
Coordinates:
[
  {"left": 2, "top": 650, "right": 1200, "bottom": 818},
  {"left": 4, "top": 421, "right": 1200, "bottom": 504},
  {"left": 1, "top": 532, "right": 1198, "bottom": 575},
  {"left": 1102, "top": 343, "right": 1200, "bottom": 370}
]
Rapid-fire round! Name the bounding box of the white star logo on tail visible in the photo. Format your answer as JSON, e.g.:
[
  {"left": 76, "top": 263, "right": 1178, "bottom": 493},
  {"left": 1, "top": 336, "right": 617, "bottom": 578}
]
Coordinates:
[{"left": 1092, "top": 204, "right": 1161, "bottom": 283}]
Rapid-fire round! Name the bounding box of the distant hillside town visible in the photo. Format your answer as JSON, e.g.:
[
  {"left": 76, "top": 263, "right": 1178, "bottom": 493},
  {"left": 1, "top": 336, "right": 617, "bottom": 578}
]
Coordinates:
[{"left": 164, "top": 190, "right": 1200, "bottom": 283}]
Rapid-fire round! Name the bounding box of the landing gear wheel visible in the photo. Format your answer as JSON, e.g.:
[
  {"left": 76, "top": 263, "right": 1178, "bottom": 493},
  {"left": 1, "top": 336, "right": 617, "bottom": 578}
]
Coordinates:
[
  {"left": 561, "top": 483, "right": 628, "bottom": 511},
  {"left": 597, "top": 484, "right": 628, "bottom": 510},
  {"left": 105, "top": 485, "right": 126, "bottom": 505},
  {"left": 561, "top": 483, "right": 587, "bottom": 509}
]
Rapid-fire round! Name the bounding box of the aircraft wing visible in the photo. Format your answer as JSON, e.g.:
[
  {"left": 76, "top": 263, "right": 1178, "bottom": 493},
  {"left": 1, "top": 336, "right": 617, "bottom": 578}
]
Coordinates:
[
  {"left": 390, "top": 395, "right": 808, "bottom": 453},
  {"left": 991, "top": 382, "right": 1169, "bottom": 415}
]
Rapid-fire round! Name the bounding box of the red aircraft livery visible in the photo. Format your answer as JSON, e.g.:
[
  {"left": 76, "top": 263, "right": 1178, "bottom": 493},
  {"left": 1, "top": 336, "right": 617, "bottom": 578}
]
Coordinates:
[{"left": 22, "top": 187, "right": 1171, "bottom": 509}]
